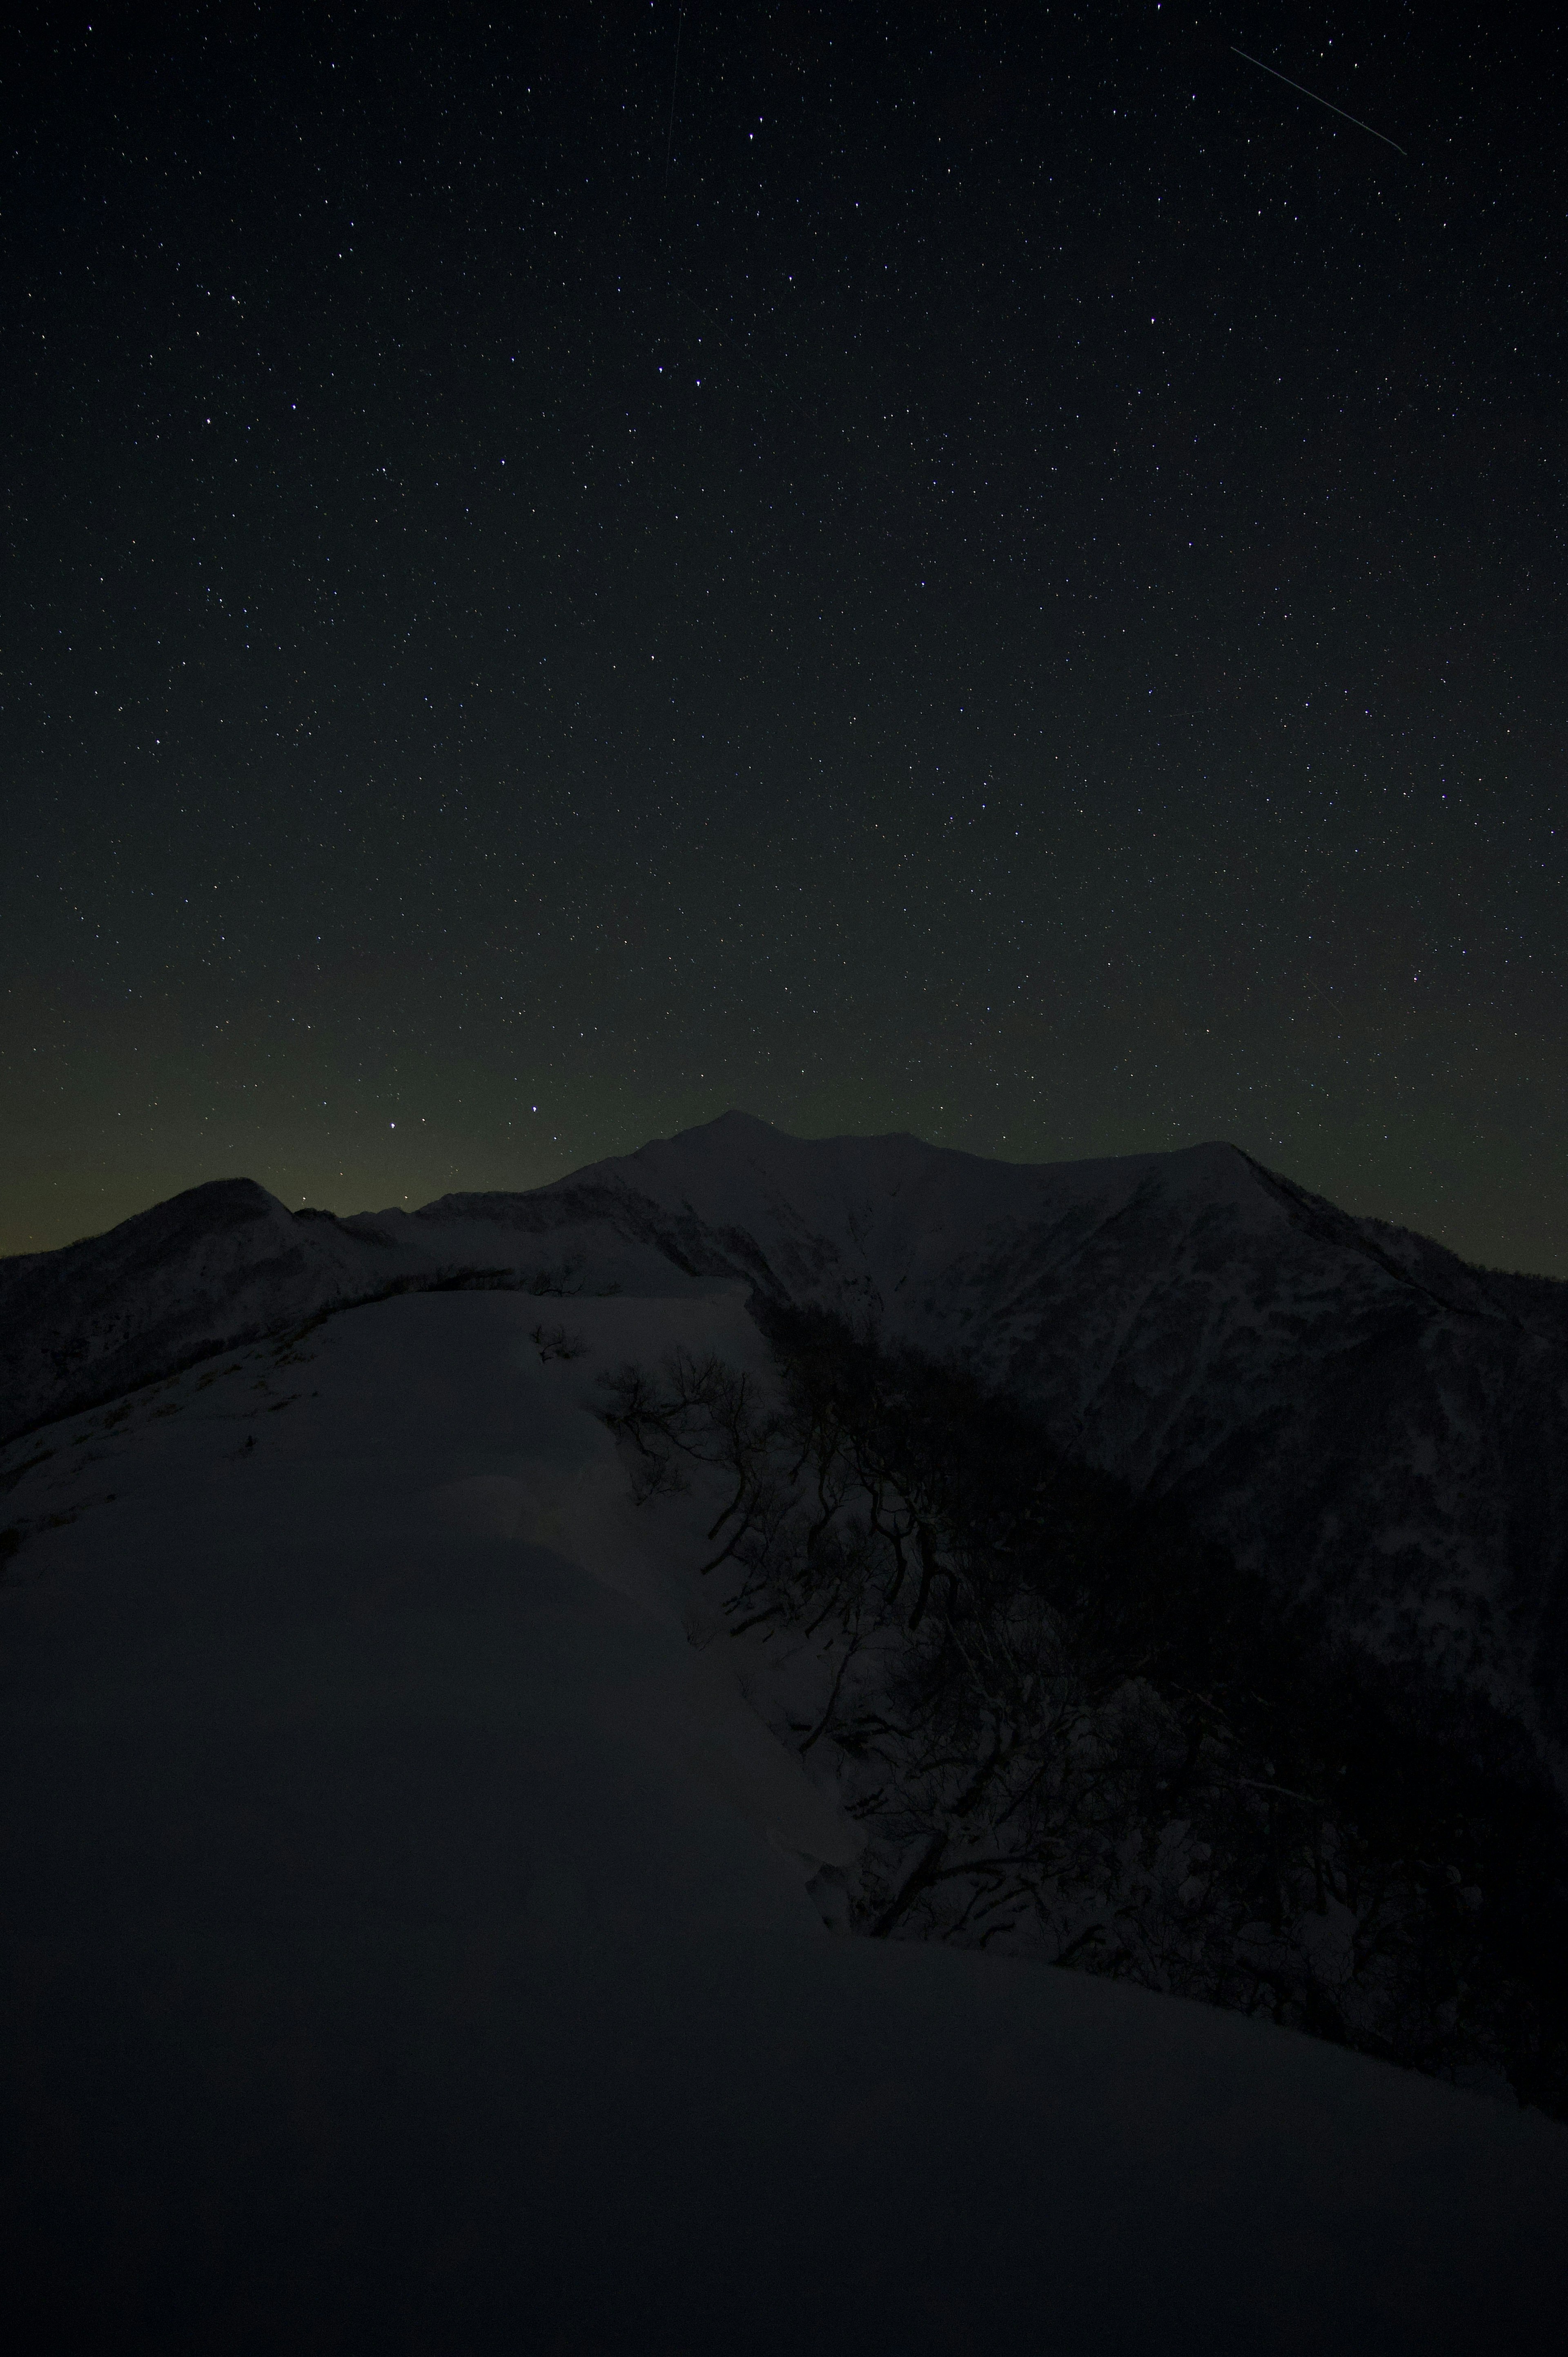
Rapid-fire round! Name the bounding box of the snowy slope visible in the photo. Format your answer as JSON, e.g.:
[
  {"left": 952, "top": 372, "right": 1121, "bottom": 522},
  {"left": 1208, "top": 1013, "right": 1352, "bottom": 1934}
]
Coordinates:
[
  {"left": 4, "top": 1285, "right": 1566, "bottom": 2353},
  {"left": 5, "top": 1111, "right": 1566, "bottom": 1760},
  {"left": 0, "top": 1175, "right": 706, "bottom": 1447}
]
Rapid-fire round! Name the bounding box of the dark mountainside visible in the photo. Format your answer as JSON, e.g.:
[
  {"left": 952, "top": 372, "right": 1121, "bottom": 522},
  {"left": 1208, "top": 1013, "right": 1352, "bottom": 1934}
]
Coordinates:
[{"left": 5, "top": 1114, "right": 1566, "bottom": 1766}]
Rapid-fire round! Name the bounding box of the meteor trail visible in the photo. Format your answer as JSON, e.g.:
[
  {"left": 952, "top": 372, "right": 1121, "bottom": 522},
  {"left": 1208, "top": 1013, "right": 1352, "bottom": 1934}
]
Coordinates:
[{"left": 1232, "top": 46, "right": 1407, "bottom": 156}]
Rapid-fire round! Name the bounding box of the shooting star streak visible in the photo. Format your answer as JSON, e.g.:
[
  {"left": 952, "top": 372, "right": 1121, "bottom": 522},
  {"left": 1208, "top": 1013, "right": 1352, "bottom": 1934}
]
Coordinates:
[{"left": 1232, "top": 47, "right": 1407, "bottom": 157}]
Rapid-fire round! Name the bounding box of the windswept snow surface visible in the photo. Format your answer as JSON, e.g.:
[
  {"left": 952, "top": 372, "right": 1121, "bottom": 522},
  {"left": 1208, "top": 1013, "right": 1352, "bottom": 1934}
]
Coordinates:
[
  {"left": 2, "top": 1287, "right": 1567, "bottom": 2353},
  {"left": 6, "top": 1112, "right": 1566, "bottom": 1755}
]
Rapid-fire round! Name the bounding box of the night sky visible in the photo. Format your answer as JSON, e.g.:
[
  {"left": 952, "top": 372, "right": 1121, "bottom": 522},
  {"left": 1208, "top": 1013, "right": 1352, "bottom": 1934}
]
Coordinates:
[{"left": 3, "top": 3, "right": 1563, "bottom": 1271}]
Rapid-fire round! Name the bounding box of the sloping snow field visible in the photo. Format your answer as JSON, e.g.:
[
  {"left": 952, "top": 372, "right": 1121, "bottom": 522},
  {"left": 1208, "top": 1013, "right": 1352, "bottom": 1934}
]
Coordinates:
[{"left": 4, "top": 1283, "right": 1566, "bottom": 2353}]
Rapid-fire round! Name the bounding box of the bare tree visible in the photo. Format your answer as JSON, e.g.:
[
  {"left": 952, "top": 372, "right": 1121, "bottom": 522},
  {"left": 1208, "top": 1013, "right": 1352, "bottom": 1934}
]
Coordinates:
[{"left": 598, "top": 1312, "right": 1568, "bottom": 2113}]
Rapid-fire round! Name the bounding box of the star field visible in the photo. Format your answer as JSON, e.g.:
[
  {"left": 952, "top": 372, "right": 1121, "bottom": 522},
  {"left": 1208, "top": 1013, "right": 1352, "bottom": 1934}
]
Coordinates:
[{"left": 2, "top": 3, "right": 1563, "bottom": 1267}]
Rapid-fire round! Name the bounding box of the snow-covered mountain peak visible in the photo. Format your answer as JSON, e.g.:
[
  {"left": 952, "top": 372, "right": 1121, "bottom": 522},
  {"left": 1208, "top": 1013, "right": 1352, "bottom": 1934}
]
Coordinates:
[{"left": 563, "top": 1115, "right": 1298, "bottom": 1259}]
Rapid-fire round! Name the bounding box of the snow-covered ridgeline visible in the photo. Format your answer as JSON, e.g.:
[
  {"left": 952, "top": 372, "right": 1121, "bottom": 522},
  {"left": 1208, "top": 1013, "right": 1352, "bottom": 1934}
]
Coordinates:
[
  {"left": 4, "top": 1112, "right": 1566, "bottom": 1761},
  {"left": 3, "top": 1288, "right": 1565, "bottom": 2348}
]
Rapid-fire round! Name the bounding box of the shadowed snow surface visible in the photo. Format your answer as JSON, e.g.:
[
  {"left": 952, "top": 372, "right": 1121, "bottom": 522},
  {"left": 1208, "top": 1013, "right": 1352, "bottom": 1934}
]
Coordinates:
[{"left": 2, "top": 1289, "right": 1566, "bottom": 2353}]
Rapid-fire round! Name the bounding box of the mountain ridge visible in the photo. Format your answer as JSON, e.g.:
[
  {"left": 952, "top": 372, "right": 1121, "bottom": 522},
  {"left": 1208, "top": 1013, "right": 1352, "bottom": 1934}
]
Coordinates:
[{"left": 4, "top": 1114, "right": 1565, "bottom": 1773}]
